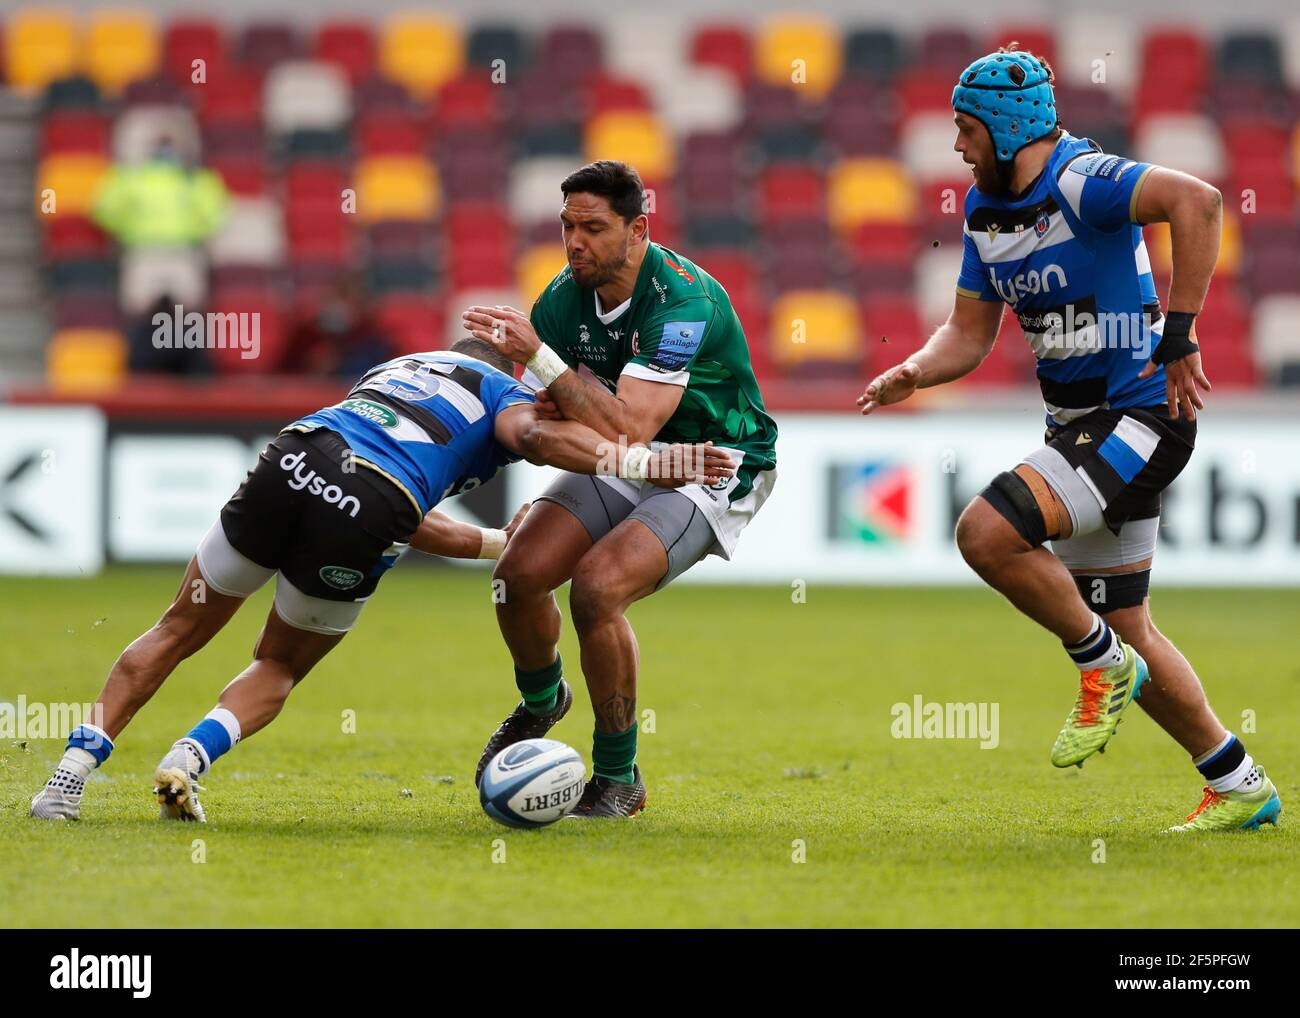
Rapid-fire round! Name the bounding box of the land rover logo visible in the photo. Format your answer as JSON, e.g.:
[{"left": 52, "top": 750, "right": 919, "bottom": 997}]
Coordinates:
[
  {"left": 340, "top": 398, "right": 398, "bottom": 427},
  {"left": 319, "top": 566, "right": 364, "bottom": 590}
]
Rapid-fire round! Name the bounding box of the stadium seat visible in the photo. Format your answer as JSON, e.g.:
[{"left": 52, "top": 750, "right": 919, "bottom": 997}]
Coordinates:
[
  {"left": 1145, "top": 214, "right": 1242, "bottom": 277},
  {"left": 825, "top": 75, "right": 899, "bottom": 157},
  {"left": 53, "top": 293, "right": 120, "bottom": 331},
  {"left": 605, "top": 14, "right": 687, "bottom": 87},
  {"left": 517, "top": 244, "right": 568, "bottom": 302},
  {"left": 1134, "top": 114, "right": 1224, "bottom": 181},
  {"left": 509, "top": 156, "right": 581, "bottom": 224},
  {"left": 828, "top": 158, "right": 918, "bottom": 232},
  {"left": 196, "top": 71, "right": 262, "bottom": 126},
  {"left": 163, "top": 19, "right": 226, "bottom": 86},
  {"left": 919, "top": 28, "right": 984, "bottom": 72},
  {"left": 913, "top": 246, "right": 966, "bottom": 330},
  {"left": 842, "top": 28, "right": 908, "bottom": 81},
  {"left": 6, "top": 9, "right": 79, "bottom": 93},
  {"left": 208, "top": 197, "right": 285, "bottom": 267},
  {"left": 42, "top": 215, "right": 110, "bottom": 259},
  {"left": 1217, "top": 32, "right": 1285, "bottom": 86},
  {"left": 767, "top": 290, "right": 862, "bottom": 370},
  {"left": 583, "top": 111, "right": 675, "bottom": 181},
  {"left": 1251, "top": 295, "right": 1300, "bottom": 382},
  {"left": 466, "top": 23, "right": 530, "bottom": 71},
  {"left": 375, "top": 294, "right": 442, "bottom": 352},
  {"left": 263, "top": 61, "right": 352, "bottom": 134},
  {"left": 1136, "top": 29, "right": 1209, "bottom": 119},
  {"left": 991, "top": 27, "right": 1057, "bottom": 69},
  {"left": 379, "top": 14, "right": 464, "bottom": 97},
  {"left": 899, "top": 112, "right": 966, "bottom": 183},
  {"left": 203, "top": 120, "right": 265, "bottom": 160},
  {"left": 237, "top": 21, "right": 302, "bottom": 76},
  {"left": 34, "top": 153, "right": 110, "bottom": 217},
  {"left": 47, "top": 328, "right": 127, "bottom": 392},
  {"left": 537, "top": 25, "right": 604, "bottom": 85},
  {"left": 651, "top": 67, "right": 743, "bottom": 136},
  {"left": 42, "top": 74, "right": 103, "bottom": 112},
  {"left": 111, "top": 106, "right": 200, "bottom": 164},
  {"left": 315, "top": 21, "right": 377, "bottom": 84},
  {"left": 119, "top": 246, "right": 207, "bottom": 314},
  {"left": 40, "top": 111, "right": 110, "bottom": 156},
  {"left": 758, "top": 163, "right": 825, "bottom": 224},
  {"left": 519, "top": 121, "right": 584, "bottom": 160},
  {"left": 47, "top": 256, "right": 116, "bottom": 296},
  {"left": 86, "top": 11, "right": 160, "bottom": 95},
  {"left": 357, "top": 113, "right": 426, "bottom": 157},
  {"left": 366, "top": 257, "right": 437, "bottom": 296},
  {"left": 690, "top": 24, "right": 752, "bottom": 85},
  {"left": 1056, "top": 13, "right": 1138, "bottom": 92},
  {"left": 754, "top": 17, "right": 843, "bottom": 100},
  {"left": 210, "top": 155, "right": 267, "bottom": 197},
  {"left": 436, "top": 74, "right": 502, "bottom": 129},
  {"left": 207, "top": 288, "right": 288, "bottom": 373},
  {"left": 368, "top": 219, "right": 438, "bottom": 260},
  {"left": 355, "top": 156, "right": 440, "bottom": 223}
]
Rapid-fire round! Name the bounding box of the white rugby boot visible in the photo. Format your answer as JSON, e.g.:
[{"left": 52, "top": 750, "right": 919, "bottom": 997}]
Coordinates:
[{"left": 153, "top": 741, "right": 207, "bottom": 822}]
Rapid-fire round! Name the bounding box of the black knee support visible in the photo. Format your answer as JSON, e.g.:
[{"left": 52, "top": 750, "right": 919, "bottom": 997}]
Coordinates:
[
  {"left": 980, "top": 471, "right": 1048, "bottom": 547},
  {"left": 1074, "top": 569, "right": 1152, "bottom": 611}
]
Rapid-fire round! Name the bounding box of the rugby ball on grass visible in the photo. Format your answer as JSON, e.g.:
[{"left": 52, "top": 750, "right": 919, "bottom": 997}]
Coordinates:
[{"left": 479, "top": 738, "right": 586, "bottom": 828}]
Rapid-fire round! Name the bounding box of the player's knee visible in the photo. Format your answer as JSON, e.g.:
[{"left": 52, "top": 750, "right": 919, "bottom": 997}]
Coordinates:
[
  {"left": 492, "top": 548, "right": 552, "bottom": 604},
  {"left": 569, "top": 558, "right": 622, "bottom": 634},
  {"left": 955, "top": 498, "right": 1015, "bottom": 576}
]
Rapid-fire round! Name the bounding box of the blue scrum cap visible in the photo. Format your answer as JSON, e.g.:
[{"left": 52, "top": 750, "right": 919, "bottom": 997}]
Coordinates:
[{"left": 952, "top": 50, "right": 1057, "bottom": 162}]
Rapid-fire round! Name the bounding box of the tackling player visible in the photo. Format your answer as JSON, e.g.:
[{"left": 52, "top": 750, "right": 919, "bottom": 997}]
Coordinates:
[
  {"left": 462, "top": 160, "right": 778, "bottom": 817},
  {"left": 860, "top": 47, "right": 1282, "bottom": 832},
  {"left": 30, "top": 337, "right": 731, "bottom": 822}
]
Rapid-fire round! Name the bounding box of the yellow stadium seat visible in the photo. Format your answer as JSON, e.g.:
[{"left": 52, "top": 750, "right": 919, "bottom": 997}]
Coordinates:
[
  {"left": 35, "top": 154, "right": 111, "bottom": 216},
  {"left": 1145, "top": 211, "right": 1241, "bottom": 276},
  {"left": 47, "top": 329, "right": 127, "bottom": 392},
  {"left": 379, "top": 14, "right": 463, "bottom": 97},
  {"left": 755, "top": 17, "right": 842, "bottom": 99},
  {"left": 584, "top": 111, "right": 674, "bottom": 182},
  {"left": 355, "top": 156, "right": 440, "bottom": 222},
  {"left": 86, "top": 11, "right": 160, "bottom": 94},
  {"left": 768, "top": 290, "right": 860, "bottom": 366},
  {"left": 6, "top": 9, "right": 80, "bottom": 92},
  {"left": 517, "top": 244, "right": 568, "bottom": 301},
  {"left": 828, "top": 158, "right": 918, "bottom": 231}
]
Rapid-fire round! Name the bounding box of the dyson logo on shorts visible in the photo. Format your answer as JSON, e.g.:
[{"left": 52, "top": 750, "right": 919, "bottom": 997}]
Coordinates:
[{"left": 279, "top": 452, "right": 360, "bottom": 518}]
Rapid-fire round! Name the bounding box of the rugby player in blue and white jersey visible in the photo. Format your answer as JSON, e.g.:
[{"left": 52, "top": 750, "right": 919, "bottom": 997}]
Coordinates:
[
  {"left": 30, "top": 337, "right": 732, "bottom": 822},
  {"left": 860, "top": 47, "right": 1281, "bottom": 832}
]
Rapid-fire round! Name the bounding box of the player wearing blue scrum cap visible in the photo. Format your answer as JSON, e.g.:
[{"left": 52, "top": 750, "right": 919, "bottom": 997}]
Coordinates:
[{"left": 860, "top": 45, "right": 1281, "bottom": 832}]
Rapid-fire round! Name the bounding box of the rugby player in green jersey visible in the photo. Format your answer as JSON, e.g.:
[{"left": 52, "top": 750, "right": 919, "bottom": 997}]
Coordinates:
[{"left": 463, "top": 160, "right": 777, "bottom": 817}]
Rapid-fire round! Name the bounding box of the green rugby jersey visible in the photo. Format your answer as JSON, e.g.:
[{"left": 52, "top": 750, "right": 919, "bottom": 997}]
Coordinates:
[{"left": 529, "top": 242, "right": 778, "bottom": 498}]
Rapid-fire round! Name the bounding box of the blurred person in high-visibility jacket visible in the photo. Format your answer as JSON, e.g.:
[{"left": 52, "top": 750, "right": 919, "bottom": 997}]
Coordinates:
[{"left": 92, "top": 135, "right": 228, "bottom": 248}]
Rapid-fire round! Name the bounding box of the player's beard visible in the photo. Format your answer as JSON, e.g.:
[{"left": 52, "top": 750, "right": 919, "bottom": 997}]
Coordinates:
[
  {"left": 569, "top": 238, "right": 628, "bottom": 290},
  {"left": 972, "top": 156, "right": 1017, "bottom": 197}
]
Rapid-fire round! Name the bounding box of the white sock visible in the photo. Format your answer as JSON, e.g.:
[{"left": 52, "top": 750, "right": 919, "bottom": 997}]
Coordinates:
[
  {"left": 1230, "top": 764, "right": 1262, "bottom": 794},
  {"left": 46, "top": 748, "right": 96, "bottom": 797},
  {"left": 1065, "top": 613, "right": 1125, "bottom": 670}
]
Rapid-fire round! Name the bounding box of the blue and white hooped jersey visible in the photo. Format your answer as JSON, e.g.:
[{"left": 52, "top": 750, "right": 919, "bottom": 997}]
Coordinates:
[
  {"left": 288, "top": 351, "right": 536, "bottom": 515},
  {"left": 956, "top": 133, "right": 1168, "bottom": 426}
]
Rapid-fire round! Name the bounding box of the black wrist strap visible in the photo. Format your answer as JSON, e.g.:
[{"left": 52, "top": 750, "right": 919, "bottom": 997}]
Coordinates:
[{"left": 1152, "top": 311, "right": 1198, "bottom": 365}]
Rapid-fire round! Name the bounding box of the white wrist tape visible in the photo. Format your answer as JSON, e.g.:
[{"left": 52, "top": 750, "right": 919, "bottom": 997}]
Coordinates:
[
  {"left": 525, "top": 343, "right": 568, "bottom": 387},
  {"left": 477, "top": 528, "right": 508, "bottom": 560},
  {"left": 618, "top": 445, "right": 653, "bottom": 481}
]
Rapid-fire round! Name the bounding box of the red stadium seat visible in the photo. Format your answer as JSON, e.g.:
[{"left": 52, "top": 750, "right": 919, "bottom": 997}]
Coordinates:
[
  {"left": 316, "top": 21, "right": 377, "bottom": 84},
  {"left": 990, "top": 27, "right": 1056, "bottom": 68},
  {"left": 537, "top": 25, "right": 604, "bottom": 84},
  {"left": 895, "top": 70, "right": 958, "bottom": 116},
  {"left": 163, "top": 19, "right": 226, "bottom": 87},
  {"left": 758, "top": 163, "right": 826, "bottom": 225},
  {"left": 1136, "top": 29, "right": 1209, "bottom": 121},
  {"left": 196, "top": 72, "right": 262, "bottom": 126},
  {"left": 207, "top": 288, "right": 287, "bottom": 373},
  {"left": 356, "top": 113, "right": 427, "bottom": 157},
  {"left": 691, "top": 24, "right": 752, "bottom": 84},
  {"left": 375, "top": 295, "right": 444, "bottom": 353},
  {"left": 847, "top": 222, "right": 917, "bottom": 263},
  {"left": 436, "top": 74, "right": 502, "bottom": 128},
  {"left": 41, "top": 112, "right": 110, "bottom": 156},
  {"left": 43, "top": 216, "right": 111, "bottom": 259},
  {"left": 237, "top": 21, "right": 302, "bottom": 76},
  {"left": 586, "top": 74, "right": 653, "bottom": 116}
]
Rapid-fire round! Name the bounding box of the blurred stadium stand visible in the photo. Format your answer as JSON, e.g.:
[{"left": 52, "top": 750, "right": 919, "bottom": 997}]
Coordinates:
[{"left": 2, "top": 5, "right": 1299, "bottom": 409}]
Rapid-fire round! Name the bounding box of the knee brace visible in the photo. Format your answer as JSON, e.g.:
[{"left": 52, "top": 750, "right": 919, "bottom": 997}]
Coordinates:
[
  {"left": 980, "top": 471, "right": 1048, "bottom": 547},
  {"left": 1073, "top": 569, "right": 1152, "bottom": 612}
]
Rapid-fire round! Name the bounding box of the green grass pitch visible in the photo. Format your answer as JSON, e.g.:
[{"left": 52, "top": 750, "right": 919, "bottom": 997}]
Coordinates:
[{"left": 1, "top": 565, "right": 1296, "bottom": 927}]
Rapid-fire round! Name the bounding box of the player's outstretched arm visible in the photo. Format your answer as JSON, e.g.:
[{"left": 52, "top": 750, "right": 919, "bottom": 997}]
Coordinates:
[
  {"left": 409, "top": 503, "right": 532, "bottom": 560},
  {"left": 493, "top": 404, "right": 734, "bottom": 487},
  {"left": 1132, "top": 167, "right": 1219, "bottom": 420},
  {"left": 858, "top": 295, "right": 1004, "bottom": 415}
]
